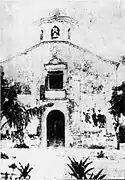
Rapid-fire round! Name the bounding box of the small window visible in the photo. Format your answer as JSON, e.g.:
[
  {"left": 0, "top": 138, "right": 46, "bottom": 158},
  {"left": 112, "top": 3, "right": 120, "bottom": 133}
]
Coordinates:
[
  {"left": 48, "top": 71, "right": 63, "bottom": 89},
  {"left": 40, "top": 85, "right": 45, "bottom": 100},
  {"left": 40, "top": 30, "right": 43, "bottom": 40},
  {"left": 51, "top": 26, "right": 60, "bottom": 39},
  {"left": 68, "top": 28, "right": 71, "bottom": 40}
]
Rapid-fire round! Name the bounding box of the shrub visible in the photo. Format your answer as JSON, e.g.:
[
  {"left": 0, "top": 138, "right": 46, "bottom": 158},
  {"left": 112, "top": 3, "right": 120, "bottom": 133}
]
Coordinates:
[
  {"left": 68, "top": 156, "right": 106, "bottom": 179},
  {"left": 9, "top": 163, "right": 17, "bottom": 171},
  {"left": 17, "top": 162, "right": 33, "bottom": 179}
]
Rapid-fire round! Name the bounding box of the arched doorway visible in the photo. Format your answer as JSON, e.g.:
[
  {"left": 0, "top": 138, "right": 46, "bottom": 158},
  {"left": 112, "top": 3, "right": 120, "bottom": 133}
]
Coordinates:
[{"left": 47, "top": 110, "right": 65, "bottom": 147}]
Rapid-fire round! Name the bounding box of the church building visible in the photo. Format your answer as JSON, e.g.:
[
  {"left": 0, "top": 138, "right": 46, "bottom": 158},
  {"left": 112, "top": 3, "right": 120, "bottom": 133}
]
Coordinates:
[{"left": 1, "top": 9, "right": 124, "bottom": 148}]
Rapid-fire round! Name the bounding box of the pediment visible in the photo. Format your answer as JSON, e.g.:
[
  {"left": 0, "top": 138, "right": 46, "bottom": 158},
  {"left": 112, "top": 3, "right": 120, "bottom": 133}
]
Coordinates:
[
  {"left": 49, "top": 55, "right": 63, "bottom": 65},
  {"left": 48, "top": 55, "right": 66, "bottom": 65},
  {"left": 44, "top": 55, "right": 67, "bottom": 71}
]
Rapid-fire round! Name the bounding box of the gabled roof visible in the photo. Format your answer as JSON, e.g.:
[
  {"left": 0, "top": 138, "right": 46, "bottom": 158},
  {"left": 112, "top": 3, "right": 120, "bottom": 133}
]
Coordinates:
[{"left": 0, "top": 40, "right": 120, "bottom": 67}]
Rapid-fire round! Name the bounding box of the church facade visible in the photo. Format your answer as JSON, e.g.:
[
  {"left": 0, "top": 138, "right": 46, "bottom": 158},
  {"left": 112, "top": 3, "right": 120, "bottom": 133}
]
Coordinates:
[{"left": 1, "top": 9, "right": 124, "bottom": 148}]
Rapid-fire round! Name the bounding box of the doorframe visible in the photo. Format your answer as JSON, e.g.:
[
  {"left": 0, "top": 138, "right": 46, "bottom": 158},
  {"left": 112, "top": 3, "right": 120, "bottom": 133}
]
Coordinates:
[
  {"left": 40, "top": 100, "right": 70, "bottom": 148},
  {"left": 46, "top": 109, "right": 65, "bottom": 147}
]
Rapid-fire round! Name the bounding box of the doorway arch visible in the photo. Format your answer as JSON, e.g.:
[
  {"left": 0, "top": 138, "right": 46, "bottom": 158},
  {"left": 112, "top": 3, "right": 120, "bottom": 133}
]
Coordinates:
[{"left": 47, "top": 110, "right": 65, "bottom": 147}]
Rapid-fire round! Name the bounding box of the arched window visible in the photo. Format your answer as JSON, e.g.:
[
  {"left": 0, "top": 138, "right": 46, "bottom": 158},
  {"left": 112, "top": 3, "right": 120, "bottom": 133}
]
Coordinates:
[
  {"left": 51, "top": 26, "right": 60, "bottom": 39},
  {"left": 68, "top": 28, "right": 71, "bottom": 40}
]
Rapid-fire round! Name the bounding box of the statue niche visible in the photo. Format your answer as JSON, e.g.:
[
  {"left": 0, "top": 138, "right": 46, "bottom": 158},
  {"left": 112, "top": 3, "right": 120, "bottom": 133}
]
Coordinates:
[{"left": 51, "top": 26, "right": 60, "bottom": 39}]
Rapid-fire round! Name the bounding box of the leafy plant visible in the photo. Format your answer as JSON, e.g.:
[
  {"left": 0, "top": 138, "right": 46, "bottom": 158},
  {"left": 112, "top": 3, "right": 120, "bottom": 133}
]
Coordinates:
[
  {"left": 1, "top": 152, "right": 9, "bottom": 159},
  {"left": 109, "top": 81, "right": 125, "bottom": 126},
  {"left": 17, "top": 163, "right": 33, "bottom": 179},
  {"left": 9, "top": 163, "right": 17, "bottom": 171},
  {"left": 68, "top": 157, "right": 93, "bottom": 179},
  {"left": 109, "top": 81, "right": 125, "bottom": 149},
  {"left": 1, "top": 172, "right": 10, "bottom": 180},
  {"left": 88, "top": 169, "right": 106, "bottom": 179},
  {"left": 68, "top": 156, "right": 106, "bottom": 179},
  {"left": 1, "top": 69, "right": 55, "bottom": 147}
]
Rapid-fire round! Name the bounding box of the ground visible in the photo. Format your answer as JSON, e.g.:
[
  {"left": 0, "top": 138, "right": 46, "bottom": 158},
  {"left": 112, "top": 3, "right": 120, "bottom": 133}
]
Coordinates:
[{"left": 1, "top": 140, "right": 125, "bottom": 179}]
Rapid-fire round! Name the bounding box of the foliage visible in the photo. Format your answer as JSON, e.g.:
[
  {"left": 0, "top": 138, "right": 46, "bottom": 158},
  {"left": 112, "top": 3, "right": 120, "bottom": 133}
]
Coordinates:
[
  {"left": 1, "top": 163, "right": 33, "bottom": 179},
  {"left": 16, "top": 163, "right": 33, "bottom": 179},
  {"left": 9, "top": 163, "right": 17, "bottom": 171},
  {"left": 1, "top": 81, "right": 54, "bottom": 146},
  {"left": 109, "top": 81, "right": 125, "bottom": 116},
  {"left": 2, "top": 101, "right": 29, "bottom": 130},
  {"left": 68, "top": 156, "right": 106, "bottom": 179},
  {"left": 1, "top": 82, "right": 17, "bottom": 120},
  {"left": 1, "top": 152, "right": 9, "bottom": 159},
  {"left": 88, "top": 169, "right": 106, "bottom": 180},
  {"left": 91, "top": 84, "right": 103, "bottom": 94},
  {"left": 1, "top": 71, "right": 12, "bottom": 117},
  {"left": 109, "top": 81, "right": 125, "bottom": 130},
  {"left": 13, "top": 82, "right": 22, "bottom": 94},
  {"left": 1, "top": 100, "right": 32, "bottom": 145},
  {"left": 9, "top": 82, "right": 31, "bottom": 95},
  {"left": 1, "top": 70, "right": 54, "bottom": 146},
  {"left": 1, "top": 102, "right": 43, "bottom": 146},
  {"left": 68, "top": 157, "right": 93, "bottom": 179},
  {"left": 82, "top": 61, "right": 92, "bottom": 72},
  {"left": 21, "top": 83, "right": 31, "bottom": 95},
  {"left": 1, "top": 87, "right": 34, "bottom": 145},
  {"left": 0, "top": 172, "right": 10, "bottom": 180},
  {"left": 67, "top": 99, "right": 75, "bottom": 124},
  {"left": 1, "top": 133, "right": 10, "bottom": 140}
]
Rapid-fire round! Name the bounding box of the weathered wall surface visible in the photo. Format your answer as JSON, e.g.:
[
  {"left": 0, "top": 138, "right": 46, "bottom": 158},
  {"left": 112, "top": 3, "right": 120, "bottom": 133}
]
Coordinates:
[
  {"left": 1, "top": 1, "right": 124, "bottom": 147},
  {"left": 2, "top": 40, "right": 117, "bottom": 120}
]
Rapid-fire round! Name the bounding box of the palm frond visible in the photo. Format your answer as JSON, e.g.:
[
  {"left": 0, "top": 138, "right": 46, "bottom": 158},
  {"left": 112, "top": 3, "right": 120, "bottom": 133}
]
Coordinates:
[
  {"left": 27, "top": 167, "right": 33, "bottom": 174},
  {"left": 84, "top": 167, "right": 94, "bottom": 175},
  {"left": 92, "top": 169, "right": 104, "bottom": 179},
  {"left": 98, "top": 174, "right": 106, "bottom": 179},
  {"left": 17, "top": 162, "right": 33, "bottom": 179},
  {"left": 67, "top": 164, "right": 76, "bottom": 174},
  {"left": 89, "top": 172, "right": 94, "bottom": 179},
  {"left": 69, "top": 172, "right": 79, "bottom": 179},
  {"left": 82, "top": 157, "right": 89, "bottom": 166},
  {"left": 84, "top": 161, "right": 92, "bottom": 169},
  {"left": 68, "top": 156, "right": 106, "bottom": 180}
]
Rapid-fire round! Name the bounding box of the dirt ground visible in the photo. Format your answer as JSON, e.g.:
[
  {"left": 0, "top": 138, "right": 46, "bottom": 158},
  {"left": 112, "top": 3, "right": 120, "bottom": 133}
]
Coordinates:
[{"left": 1, "top": 140, "right": 125, "bottom": 180}]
